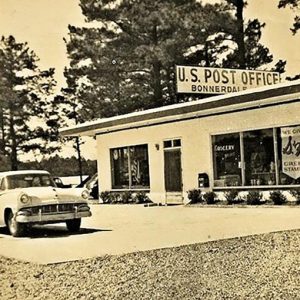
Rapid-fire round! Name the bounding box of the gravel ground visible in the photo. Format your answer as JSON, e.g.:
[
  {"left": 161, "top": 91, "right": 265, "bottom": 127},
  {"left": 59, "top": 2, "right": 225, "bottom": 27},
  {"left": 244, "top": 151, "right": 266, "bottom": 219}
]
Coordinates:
[{"left": 1, "top": 230, "right": 300, "bottom": 300}]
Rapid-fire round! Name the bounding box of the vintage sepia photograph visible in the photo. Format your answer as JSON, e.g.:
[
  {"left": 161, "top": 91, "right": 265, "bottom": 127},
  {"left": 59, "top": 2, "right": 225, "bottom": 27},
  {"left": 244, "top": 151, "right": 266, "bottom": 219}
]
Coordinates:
[{"left": 0, "top": 0, "right": 300, "bottom": 299}]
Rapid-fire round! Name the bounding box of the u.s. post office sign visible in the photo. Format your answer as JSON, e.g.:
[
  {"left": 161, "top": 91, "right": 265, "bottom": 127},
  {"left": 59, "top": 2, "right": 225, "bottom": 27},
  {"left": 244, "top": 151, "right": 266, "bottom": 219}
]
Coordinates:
[{"left": 176, "top": 65, "right": 281, "bottom": 94}]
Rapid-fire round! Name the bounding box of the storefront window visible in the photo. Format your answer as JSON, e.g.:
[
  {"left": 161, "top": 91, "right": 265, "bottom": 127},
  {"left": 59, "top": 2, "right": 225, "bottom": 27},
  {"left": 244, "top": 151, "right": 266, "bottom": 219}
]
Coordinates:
[
  {"left": 111, "top": 144, "right": 150, "bottom": 189},
  {"left": 244, "top": 129, "right": 275, "bottom": 186},
  {"left": 212, "top": 125, "right": 300, "bottom": 188},
  {"left": 111, "top": 147, "right": 129, "bottom": 188},
  {"left": 212, "top": 133, "right": 241, "bottom": 187}
]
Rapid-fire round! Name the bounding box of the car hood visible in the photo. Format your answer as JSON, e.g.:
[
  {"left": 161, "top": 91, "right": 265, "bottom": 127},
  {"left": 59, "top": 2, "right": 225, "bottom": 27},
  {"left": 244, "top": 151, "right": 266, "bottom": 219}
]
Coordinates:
[{"left": 20, "top": 187, "right": 87, "bottom": 206}]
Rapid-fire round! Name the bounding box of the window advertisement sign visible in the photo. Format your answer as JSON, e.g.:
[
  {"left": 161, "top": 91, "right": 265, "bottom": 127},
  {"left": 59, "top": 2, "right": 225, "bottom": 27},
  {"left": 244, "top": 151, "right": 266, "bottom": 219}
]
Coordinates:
[
  {"left": 281, "top": 126, "right": 300, "bottom": 179},
  {"left": 176, "top": 65, "right": 281, "bottom": 94}
]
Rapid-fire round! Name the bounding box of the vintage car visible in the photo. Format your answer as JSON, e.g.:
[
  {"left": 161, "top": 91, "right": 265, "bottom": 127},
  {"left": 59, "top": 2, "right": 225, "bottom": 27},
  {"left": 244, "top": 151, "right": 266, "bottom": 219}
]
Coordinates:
[{"left": 0, "top": 170, "right": 92, "bottom": 237}]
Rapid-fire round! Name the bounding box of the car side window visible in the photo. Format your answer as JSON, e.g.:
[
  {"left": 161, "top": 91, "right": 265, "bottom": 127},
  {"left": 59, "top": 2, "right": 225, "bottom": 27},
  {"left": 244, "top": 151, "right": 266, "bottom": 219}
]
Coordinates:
[{"left": 0, "top": 178, "right": 6, "bottom": 191}]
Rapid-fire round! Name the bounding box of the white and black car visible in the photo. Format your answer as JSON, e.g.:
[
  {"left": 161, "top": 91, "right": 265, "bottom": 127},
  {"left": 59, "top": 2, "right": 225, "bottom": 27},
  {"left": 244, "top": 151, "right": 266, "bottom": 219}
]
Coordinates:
[{"left": 0, "top": 170, "right": 92, "bottom": 237}]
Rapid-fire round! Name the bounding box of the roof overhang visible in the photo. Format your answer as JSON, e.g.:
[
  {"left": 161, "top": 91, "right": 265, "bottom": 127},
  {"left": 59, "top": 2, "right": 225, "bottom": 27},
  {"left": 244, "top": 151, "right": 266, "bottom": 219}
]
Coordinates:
[{"left": 60, "top": 80, "right": 300, "bottom": 137}]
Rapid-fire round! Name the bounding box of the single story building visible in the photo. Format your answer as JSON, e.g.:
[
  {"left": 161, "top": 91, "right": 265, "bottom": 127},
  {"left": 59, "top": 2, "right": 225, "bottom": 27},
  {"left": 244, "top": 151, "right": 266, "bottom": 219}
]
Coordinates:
[{"left": 60, "top": 80, "right": 300, "bottom": 204}]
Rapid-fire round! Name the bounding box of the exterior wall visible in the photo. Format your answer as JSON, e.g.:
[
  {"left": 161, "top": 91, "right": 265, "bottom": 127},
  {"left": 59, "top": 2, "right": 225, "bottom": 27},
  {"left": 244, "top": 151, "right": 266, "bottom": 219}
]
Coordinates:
[{"left": 96, "top": 100, "right": 300, "bottom": 204}]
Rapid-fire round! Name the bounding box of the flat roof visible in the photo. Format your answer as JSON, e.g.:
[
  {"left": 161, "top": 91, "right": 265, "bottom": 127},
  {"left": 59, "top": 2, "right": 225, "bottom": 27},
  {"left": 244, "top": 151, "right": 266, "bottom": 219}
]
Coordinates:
[{"left": 60, "top": 79, "right": 300, "bottom": 137}]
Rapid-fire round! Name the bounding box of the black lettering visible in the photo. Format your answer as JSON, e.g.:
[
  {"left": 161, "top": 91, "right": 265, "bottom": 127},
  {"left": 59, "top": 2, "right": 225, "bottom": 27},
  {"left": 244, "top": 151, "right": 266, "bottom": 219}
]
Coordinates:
[
  {"left": 249, "top": 72, "right": 255, "bottom": 85},
  {"left": 213, "top": 70, "right": 221, "bottom": 83},
  {"left": 241, "top": 72, "right": 248, "bottom": 84},
  {"left": 204, "top": 69, "right": 212, "bottom": 82},
  {"left": 230, "top": 70, "right": 236, "bottom": 84},
  {"left": 266, "top": 73, "right": 273, "bottom": 85},
  {"left": 178, "top": 67, "right": 185, "bottom": 82},
  {"left": 273, "top": 73, "right": 280, "bottom": 84},
  {"left": 221, "top": 70, "right": 229, "bottom": 84},
  {"left": 190, "top": 68, "right": 198, "bottom": 82}
]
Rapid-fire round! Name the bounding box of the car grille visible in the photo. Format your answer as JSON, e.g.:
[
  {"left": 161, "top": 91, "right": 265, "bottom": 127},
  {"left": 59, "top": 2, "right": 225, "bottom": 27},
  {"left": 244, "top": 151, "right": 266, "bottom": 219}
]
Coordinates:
[{"left": 31, "top": 204, "right": 77, "bottom": 214}]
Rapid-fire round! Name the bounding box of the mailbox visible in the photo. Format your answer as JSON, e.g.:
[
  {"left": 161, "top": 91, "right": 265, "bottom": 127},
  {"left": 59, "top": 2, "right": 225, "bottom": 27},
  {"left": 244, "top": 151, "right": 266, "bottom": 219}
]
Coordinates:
[{"left": 198, "top": 173, "right": 209, "bottom": 188}]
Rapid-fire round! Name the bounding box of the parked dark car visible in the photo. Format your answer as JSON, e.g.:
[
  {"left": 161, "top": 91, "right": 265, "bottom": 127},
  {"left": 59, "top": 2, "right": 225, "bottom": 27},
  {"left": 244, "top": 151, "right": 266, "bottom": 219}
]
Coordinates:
[
  {"left": 77, "top": 173, "right": 98, "bottom": 199},
  {"left": 53, "top": 177, "right": 72, "bottom": 188}
]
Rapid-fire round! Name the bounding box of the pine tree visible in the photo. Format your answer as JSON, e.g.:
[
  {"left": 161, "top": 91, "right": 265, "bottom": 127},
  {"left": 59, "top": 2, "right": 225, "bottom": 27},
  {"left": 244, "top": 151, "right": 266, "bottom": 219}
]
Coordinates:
[
  {"left": 221, "top": 0, "right": 285, "bottom": 72},
  {"left": 64, "top": 0, "right": 234, "bottom": 119},
  {"left": 278, "top": 0, "right": 300, "bottom": 80},
  {"left": 278, "top": 0, "right": 300, "bottom": 34},
  {"left": 0, "top": 36, "right": 60, "bottom": 170}
]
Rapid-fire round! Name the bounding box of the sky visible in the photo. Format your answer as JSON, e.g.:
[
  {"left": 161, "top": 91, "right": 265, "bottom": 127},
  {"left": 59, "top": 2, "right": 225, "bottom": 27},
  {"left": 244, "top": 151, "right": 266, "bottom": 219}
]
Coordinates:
[{"left": 0, "top": 0, "right": 300, "bottom": 159}]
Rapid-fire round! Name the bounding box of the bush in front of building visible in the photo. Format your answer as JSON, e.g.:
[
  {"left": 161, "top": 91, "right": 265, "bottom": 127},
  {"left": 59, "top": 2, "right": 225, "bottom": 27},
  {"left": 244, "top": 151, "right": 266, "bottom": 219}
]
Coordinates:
[
  {"left": 289, "top": 188, "right": 300, "bottom": 205},
  {"left": 245, "top": 190, "right": 263, "bottom": 205},
  {"left": 203, "top": 191, "right": 217, "bottom": 204},
  {"left": 100, "top": 191, "right": 150, "bottom": 204},
  {"left": 187, "top": 189, "right": 202, "bottom": 203},
  {"left": 224, "top": 189, "right": 242, "bottom": 205},
  {"left": 132, "top": 191, "right": 150, "bottom": 204},
  {"left": 269, "top": 190, "right": 287, "bottom": 205},
  {"left": 121, "top": 191, "right": 132, "bottom": 204},
  {"left": 100, "top": 191, "right": 111, "bottom": 203}
]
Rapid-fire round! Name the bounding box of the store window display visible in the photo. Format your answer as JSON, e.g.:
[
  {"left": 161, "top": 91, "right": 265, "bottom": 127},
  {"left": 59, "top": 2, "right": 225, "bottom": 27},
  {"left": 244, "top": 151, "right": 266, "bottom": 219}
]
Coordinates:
[
  {"left": 212, "top": 133, "right": 241, "bottom": 186},
  {"left": 243, "top": 129, "right": 275, "bottom": 186}
]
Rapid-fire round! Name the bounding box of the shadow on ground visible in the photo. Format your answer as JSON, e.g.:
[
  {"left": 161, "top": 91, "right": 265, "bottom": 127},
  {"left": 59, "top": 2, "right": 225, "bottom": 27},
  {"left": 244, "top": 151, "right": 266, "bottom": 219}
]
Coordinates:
[{"left": 0, "top": 226, "right": 111, "bottom": 239}]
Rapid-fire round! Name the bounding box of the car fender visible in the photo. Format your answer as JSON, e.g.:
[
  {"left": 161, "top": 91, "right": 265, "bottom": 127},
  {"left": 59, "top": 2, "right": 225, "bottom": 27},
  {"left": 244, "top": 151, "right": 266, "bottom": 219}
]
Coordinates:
[{"left": 0, "top": 190, "right": 21, "bottom": 226}]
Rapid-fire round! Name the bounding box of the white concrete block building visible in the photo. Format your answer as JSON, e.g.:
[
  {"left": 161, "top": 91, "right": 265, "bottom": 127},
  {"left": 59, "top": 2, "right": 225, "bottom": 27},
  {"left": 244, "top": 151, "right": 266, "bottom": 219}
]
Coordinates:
[{"left": 61, "top": 80, "right": 300, "bottom": 204}]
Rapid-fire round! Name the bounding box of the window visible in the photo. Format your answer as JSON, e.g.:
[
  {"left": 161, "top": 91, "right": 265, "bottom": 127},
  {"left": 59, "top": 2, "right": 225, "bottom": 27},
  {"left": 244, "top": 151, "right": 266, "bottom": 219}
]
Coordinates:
[
  {"left": 212, "top": 125, "right": 300, "bottom": 187},
  {"left": 163, "top": 139, "right": 181, "bottom": 149},
  {"left": 111, "top": 144, "right": 150, "bottom": 189},
  {"left": 6, "top": 174, "right": 55, "bottom": 189},
  {"left": 244, "top": 129, "right": 275, "bottom": 186},
  {"left": 212, "top": 133, "right": 241, "bottom": 186}
]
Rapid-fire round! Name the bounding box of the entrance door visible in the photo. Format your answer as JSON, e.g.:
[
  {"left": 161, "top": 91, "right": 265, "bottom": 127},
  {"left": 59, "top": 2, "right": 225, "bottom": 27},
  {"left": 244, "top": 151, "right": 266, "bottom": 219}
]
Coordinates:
[{"left": 164, "top": 149, "right": 182, "bottom": 192}]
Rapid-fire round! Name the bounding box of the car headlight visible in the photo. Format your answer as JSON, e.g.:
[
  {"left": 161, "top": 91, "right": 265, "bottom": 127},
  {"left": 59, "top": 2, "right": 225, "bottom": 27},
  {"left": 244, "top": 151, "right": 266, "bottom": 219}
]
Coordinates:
[
  {"left": 81, "top": 190, "right": 89, "bottom": 200},
  {"left": 20, "top": 194, "right": 31, "bottom": 204}
]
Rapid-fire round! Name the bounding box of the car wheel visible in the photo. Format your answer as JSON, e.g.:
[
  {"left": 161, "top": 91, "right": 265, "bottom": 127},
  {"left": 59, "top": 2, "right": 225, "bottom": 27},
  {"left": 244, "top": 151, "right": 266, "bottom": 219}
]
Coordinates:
[
  {"left": 7, "top": 211, "right": 26, "bottom": 237},
  {"left": 66, "top": 218, "right": 81, "bottom": 232}
]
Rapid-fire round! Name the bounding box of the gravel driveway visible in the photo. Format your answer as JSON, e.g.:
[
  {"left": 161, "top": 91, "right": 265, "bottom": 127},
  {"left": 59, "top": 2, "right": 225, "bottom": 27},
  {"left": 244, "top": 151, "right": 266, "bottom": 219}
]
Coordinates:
[{"left": 1, "top": 229, "right": 299, "bottom": 300}]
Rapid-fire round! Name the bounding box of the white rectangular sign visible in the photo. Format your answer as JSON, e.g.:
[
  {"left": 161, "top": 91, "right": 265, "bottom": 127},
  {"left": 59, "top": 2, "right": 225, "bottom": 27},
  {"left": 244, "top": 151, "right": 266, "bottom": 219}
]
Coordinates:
[
  {"left": 176, "top": 65, "right": 281, "bottom": 94},
  {"left": 281, "top": 126, "right": 300, "bottom": 179}
]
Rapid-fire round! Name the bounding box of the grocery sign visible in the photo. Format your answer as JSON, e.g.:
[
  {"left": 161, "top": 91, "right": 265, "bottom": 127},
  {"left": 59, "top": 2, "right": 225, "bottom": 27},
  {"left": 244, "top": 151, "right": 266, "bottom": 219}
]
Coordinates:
[
  {"left": 281, "top": 126, "right": 300, "bottom": 179},
  {"left": 176, "top": 65, "right": 281, "bottom": 94}
]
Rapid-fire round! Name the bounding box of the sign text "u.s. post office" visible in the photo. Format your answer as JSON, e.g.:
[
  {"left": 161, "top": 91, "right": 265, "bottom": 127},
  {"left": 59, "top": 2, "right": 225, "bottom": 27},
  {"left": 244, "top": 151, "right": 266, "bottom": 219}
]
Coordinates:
[{"left": 176, "top": 66, "right": 281, "bottom": 94}]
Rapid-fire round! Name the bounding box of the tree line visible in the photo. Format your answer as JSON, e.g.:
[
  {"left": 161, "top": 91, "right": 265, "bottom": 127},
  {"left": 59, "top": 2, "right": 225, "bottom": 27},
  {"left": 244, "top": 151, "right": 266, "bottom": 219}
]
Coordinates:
[{"left": 0, "top": 0, "right": 299, "bottom": 173}]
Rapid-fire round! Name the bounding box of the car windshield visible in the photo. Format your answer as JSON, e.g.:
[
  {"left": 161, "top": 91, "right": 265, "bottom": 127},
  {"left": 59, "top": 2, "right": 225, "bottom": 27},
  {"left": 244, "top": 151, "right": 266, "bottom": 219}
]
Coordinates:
[{"left": 6, "top": 174, "right": 56, "bottom": 189}]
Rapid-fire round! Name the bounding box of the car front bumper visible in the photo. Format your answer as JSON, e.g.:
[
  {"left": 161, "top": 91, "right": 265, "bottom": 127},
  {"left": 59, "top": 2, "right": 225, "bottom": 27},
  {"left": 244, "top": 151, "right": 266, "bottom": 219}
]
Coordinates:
[{"left": 15, "top": 206, "right": 92, "bottom": 224}]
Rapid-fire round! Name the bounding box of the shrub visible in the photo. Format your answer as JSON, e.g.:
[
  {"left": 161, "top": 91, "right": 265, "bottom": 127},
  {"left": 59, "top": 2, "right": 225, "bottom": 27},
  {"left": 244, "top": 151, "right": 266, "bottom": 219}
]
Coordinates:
[
  {"left": 289, "top": 188, "right": 300, "bottom": 205},
  {"left": 187, "top": 189, "right": 202, "bottom": 203},
  {"left": 224, "top": 189, "right": 239, "bottom": 205},
  {"left": 133, "top": 191, "right": 150, "bottom": 204},
  {"left": 269, "top": 190, "right": 287, "bottom": 205},
  {"left": 110, "top": 192, "right": 121, "bottom": 204},
  {"left": 203, "top": 191, "right": 217, "bottom": 204},
  {"left": 245, "top": 190, "right": 263, "bottom": 205},
  {"left": 100, "top": 191, "right": 110, "bottom": 203},
  {"left": 121, "top": 191, "right": 132, "bottom": 204}
]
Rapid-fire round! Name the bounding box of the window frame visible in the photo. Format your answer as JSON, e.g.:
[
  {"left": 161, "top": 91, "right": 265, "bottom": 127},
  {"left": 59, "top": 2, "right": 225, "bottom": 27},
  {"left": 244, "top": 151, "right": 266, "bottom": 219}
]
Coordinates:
[
  {"left": 110, "top": 144, "right": 150, "bottom": 190},
  {"left": 212, "top": 124, "right": 300, "bottom": 189}
]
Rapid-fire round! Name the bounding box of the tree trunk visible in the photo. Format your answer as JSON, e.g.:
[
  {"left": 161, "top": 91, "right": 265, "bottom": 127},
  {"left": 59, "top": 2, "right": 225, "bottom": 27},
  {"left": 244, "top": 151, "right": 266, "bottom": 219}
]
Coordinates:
[
  {"left": 75, "top": 137, "right": 83, "bottom": 184},
  {"left": 151, "top": 25, "right": 163, "bottom": 107},
  {"left": 9, "top": 108, "right": 18, "bottom": 170},
  {"left": 0, "top": 108, "right": 6, "bottom": 155},
  {"left": 236, "top": 0, "right": 246, "bottom": 69}
]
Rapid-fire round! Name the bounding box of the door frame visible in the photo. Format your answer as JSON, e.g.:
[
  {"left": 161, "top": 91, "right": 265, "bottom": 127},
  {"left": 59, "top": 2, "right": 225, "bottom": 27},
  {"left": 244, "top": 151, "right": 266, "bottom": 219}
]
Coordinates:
[{"left": 163, "top": 138, "right": 183, "bottom": 203}]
